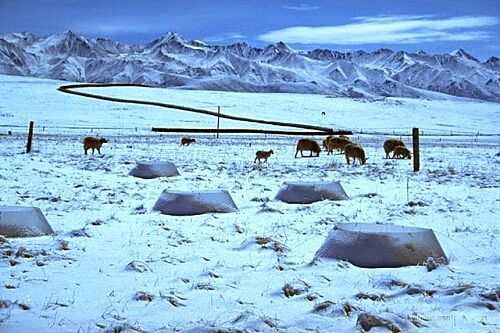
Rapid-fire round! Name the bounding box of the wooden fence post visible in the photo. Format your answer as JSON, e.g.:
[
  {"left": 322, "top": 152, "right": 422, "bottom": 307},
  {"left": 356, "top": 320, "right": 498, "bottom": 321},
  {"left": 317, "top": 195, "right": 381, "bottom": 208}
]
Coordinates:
[
  {"left": 412, "top": 127, "right": 420, "bottom": 172},
  {"left": 26, "top": 121, "right": 34, "bottom": 153},
  {"left": 216, "top": 106, "right": 220, "bottom": 139}
]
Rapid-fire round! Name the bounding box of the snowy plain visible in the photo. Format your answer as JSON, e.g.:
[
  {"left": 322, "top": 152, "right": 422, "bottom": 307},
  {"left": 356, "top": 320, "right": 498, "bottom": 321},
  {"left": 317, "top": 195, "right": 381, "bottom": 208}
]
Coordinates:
[{"left": 0, "top": 74, "right": 499, "bottom": 332}]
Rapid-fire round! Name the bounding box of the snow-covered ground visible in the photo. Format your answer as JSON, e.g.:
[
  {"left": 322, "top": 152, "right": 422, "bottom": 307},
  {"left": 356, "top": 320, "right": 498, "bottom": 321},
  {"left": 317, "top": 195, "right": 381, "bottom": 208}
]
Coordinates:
[{"left": 0, "top": 74, "right": 499, "bottom": 332}]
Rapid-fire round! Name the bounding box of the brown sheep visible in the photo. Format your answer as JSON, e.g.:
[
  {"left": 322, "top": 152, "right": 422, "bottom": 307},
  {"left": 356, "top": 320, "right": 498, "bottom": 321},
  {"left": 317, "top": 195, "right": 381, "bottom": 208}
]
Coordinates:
[
  {"left": 254, "top": 150, "right": 274, "bottom": 163},
  {"left": 326, "top": 136, "right": 351, "bottom": 155},
  {"left": 344, "top": 143, "right": 367, "bottom": 165},
  {"left": 393, "top": 145, "right": 412, "bottom": 159},
  {"left": 83, "top": 137, "right": 107, "bottom": 155},
  {"left": 383, "top": 139, "right": 405, "bottom": 159},
  {"left": 322, "top": 135, "right": 334, "bottom": 149},
  {"left": 295, "top": 139, "right": 321, "bottom": 158},
  {"left": 181, "top": 137, "right": 196, "bottom": 146}
]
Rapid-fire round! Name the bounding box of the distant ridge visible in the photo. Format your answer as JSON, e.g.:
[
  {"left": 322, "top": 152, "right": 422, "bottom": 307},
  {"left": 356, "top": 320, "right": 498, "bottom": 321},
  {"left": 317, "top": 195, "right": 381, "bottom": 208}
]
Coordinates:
[{"left": 0, "top": 31, "right": 499, "bottom": 102}]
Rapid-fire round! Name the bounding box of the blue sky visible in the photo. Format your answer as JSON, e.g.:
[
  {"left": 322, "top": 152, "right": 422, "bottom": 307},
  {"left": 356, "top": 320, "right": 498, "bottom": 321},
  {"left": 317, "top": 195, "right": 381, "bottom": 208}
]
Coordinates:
[{"left": 1, "top": 0, "right": 499, "bottom": 60}]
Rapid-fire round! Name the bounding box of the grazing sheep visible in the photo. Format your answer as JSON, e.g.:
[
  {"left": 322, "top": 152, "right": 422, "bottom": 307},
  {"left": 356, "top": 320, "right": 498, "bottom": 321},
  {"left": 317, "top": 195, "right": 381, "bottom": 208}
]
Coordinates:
[
  {"left": 181, "top": 137, "right": 196, "bottom": 146},
  {"left": 383, "top": 139, "right": 405, "bottom": 159},
  {"left": 393, "top": 145, "right": 412, "bottom": 159},
  {"left": 295, "top": 138, "right": 321, "bottom": 158},
  {"left": 322, "top": 135, "right": 334, "bottom": 149},
  {"left": 344, "top": 143, "right": 367, "bottom": 165},
  {"left": 254, "top": 150, "right": 274, "bottom": 163},
  {"left": 83, "top": 137, "right": 107, "bottom": 155},
  {"left": 326, "top": 136, "right": 351, "bottom": 155}
]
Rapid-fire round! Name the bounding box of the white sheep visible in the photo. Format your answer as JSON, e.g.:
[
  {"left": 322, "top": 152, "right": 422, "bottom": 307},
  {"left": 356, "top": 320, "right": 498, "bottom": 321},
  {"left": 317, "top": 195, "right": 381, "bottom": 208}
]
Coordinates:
[
  {"left": 83, "top": 137, "right": 107, "bottom": 155},
  {"left": 254, "top": 150, "right": 274, "bottom": 163}
]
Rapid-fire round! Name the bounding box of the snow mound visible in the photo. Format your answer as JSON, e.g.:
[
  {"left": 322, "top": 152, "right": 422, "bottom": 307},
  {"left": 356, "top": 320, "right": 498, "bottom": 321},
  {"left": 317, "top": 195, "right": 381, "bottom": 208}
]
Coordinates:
[
  {"left": 129, "top": 160, "right": 180, "bottom": 179},
  {"left": 315, "top": 223, "right": 447, "bottom": 268},
  {"left": 274, "top": 181, "right": 349, "bottom": 204},
  {"left": 152, "top": 190, "right": 238, "bottom": 216},
  {"left": 0, "top": 206, "right": 54, "bottom": 237}
]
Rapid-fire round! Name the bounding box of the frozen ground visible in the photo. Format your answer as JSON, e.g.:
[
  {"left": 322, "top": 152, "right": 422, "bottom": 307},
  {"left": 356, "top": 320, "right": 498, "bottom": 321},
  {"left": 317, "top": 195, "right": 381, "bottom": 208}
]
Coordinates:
[{"left": 0, "top": 75, "right": 499, "bottom": 332}]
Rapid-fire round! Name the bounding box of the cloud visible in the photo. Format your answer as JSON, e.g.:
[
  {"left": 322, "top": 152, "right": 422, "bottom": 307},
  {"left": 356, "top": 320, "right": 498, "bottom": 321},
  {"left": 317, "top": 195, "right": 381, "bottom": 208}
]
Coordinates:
[
  {"left": 203, "top": 33, "right": 247, "bottom": 43},
  {"left": 258, "top": 15, "right": 500, "bottom": 45},
  {"left": 282, "top": 4, "right": 321, "bottom": 11}
]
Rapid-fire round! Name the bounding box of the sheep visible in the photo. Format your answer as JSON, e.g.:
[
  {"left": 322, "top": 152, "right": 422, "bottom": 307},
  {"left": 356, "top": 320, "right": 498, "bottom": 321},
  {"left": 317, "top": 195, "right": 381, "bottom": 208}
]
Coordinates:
[
  {"left": 383, "top": 139, "right": 405, "bottom": 159},
  {"left": 181, "top": 137, "right": 196, "bottom": 146},
  {"left": 326, "top": 136, "right": 351, "bottom": 155},
  {"left": 393, "top": 145, "right": 412, "bottom": 159},
  {"left": 254, "top": 150, "right": 274, "bottom": 163},
  {"left": 344, "top": 143, "right": 367, "bottom": 165},
  {"left": 83, "top": 136, "right": 107, "bottom": 155},
  {"left": 322, "top": 135, "right": 334, "bottom": 149},
  {"left": 295, "top": 138, "right": 321, "bottom": 158}
]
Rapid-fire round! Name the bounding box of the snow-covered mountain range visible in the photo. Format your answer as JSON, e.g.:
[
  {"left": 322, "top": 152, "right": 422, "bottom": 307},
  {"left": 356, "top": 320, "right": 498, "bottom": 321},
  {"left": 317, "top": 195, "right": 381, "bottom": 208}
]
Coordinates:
[{"left": 1, "top": 31, "right": 499, "bottom": 101}]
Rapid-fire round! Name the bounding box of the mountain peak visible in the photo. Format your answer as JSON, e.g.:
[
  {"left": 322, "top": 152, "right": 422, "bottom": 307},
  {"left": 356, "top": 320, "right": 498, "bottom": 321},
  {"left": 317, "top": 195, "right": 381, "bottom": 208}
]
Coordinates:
[
  {"left": 373, "top": 48, "right": 393, "bottom": 55},
  {"left": 450, "top": 48, "right": 478, "bottom": 62},
  {"left": 161, "top": 32, "right": 186, "bottom": 43},
  {"left": 484, "top": 56, "right": 499, "bottom": 63},
  {"left": 264, "top": 41, "right": 294, "bottom": 54}
]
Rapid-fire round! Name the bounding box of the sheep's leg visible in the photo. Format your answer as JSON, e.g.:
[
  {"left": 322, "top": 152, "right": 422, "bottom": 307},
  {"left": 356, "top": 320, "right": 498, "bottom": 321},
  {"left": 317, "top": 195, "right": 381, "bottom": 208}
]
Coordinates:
[
  {"left": 345, "top": 155, "right": 350, "bottom": 165},
  {"left": 84, "top": 148, "right": 88, "bottom": 155},
  {"left": 97, "top": 148, "right": 101, "bottom": 155}
]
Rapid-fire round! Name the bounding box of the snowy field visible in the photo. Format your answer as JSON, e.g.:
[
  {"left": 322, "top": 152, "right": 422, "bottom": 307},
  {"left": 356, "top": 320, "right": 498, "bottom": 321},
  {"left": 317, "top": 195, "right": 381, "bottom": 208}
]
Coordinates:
[{"left": 0, "top": 74, "right": 499, "bottom": 332}]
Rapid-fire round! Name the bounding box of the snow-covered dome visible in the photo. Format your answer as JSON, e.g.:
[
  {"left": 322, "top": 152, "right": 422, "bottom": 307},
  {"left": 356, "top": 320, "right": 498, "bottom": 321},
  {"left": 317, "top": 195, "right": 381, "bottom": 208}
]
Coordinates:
[
  {"left": 315, "top": 223, "right": 447, "bottom": 268},
  {"left": 0, "top": 206, "right": 54, "bottom": 237},
  {"left": 129, "top": 160, "right": 180, "bottom": 179},
  {"left": 153, "top": 190, "right": 238, "bottom": 216},
  {"left": 275, "top": 181, "right": 349, "bottom": 204}
]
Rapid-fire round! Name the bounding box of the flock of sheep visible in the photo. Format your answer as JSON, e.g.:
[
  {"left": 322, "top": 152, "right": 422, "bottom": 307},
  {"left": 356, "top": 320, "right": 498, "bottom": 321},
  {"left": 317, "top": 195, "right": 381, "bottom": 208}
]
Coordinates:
[
  {"left": 291, "top": 136, "right": 411, "bottom": 165},
  {"left": 82, "top": 135, "right": 411, "bottom": 165},
  {"left": 252, "top": 136, "right": 411, "bottom": 165}
]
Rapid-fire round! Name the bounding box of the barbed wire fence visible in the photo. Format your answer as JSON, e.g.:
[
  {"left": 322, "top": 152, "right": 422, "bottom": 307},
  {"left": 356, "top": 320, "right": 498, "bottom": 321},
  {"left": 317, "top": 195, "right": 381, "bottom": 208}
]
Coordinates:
[{"left": 1, "top": 123, "right": 498, "bottom": 138}]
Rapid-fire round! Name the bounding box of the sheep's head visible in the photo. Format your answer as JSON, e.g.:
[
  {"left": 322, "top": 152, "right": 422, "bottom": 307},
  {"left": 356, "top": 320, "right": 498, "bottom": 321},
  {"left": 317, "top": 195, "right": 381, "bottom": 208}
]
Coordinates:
[
  {"left": 359, "top": 149, "right": 367, "bottom": 164},
  {"left": 100, "top": 138, "right": 108, "bottom": 144},
  {"left": 269, "top": 150, "right": 274, "bottom": 155}
]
